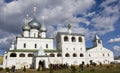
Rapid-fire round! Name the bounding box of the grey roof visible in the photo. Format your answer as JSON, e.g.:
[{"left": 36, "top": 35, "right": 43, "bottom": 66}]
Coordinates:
[{"left": 57, "top": 32, "right": 84, "bottom": 36}]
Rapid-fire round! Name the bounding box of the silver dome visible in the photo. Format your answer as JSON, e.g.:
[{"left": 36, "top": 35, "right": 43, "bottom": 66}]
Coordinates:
[
  {"left": 28, "top": 18, "right": 41, "bottom": 29},
  {"left": 40, "top": 25, "right": 47, "bottom": 32},
  {"left": 23, "top": 24, "right": 30, "bottom": 31}
]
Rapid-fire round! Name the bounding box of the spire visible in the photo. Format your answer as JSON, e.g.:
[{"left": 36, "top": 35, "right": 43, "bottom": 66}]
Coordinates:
[
  {"left": 42, "top": 16, "right": 45, "bottom": 26},
  {"left": 23, "top": 14, "right": 30, "bottom": 31},
  {"left": 33, "top": 0, "right": 37, "bottom": 19},
  {"left": 33, "top": 6, "right": 37, "bottom": 18},
  {"left": 40, "top": 16, "right": 47, "bottom": 32},
  {"left": 95, "top": 34, "right": 100, "bottom": 40},
  {"left": 67, "top": 21, "right": 72, "bottom": 34},
  {"left": 25, "top": 14, "right": 29, "bottom": 24}
]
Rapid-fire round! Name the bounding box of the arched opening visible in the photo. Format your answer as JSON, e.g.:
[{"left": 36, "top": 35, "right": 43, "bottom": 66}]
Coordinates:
[
  {"left": 49, "top": 53, "right": 55, "bottom": 57},
  {"left": 80, "top": 53, "right": 84, "bottom": 57},
  {"left": 73, "top": 53, "right": 77, "bottom": 57},
  {"left": 64, "top": 36, "right": 69, "bottom": 41},
  {"left": 10, "top": 53, "right": 17, "bottom": 57},
  {"left": 78, "top": 37, "right": 82, "bottom": 42},
  {"left": 65, "top": 53, "right": 70, "bottom": 57},
  {"left": 57, "top": 53, "right": 62, "bottom": 57},
  {"left": 71, "top": 37, "right": 76, "bottom": 42},
  {"left": 39, "top": 60, "right": 45, "bottom": 69},
  {"left": 19, "top": 53, "right": 25, "bottom": 57},
  {"left": 28, "top": 53, "right": 33, "bottom": 57}
]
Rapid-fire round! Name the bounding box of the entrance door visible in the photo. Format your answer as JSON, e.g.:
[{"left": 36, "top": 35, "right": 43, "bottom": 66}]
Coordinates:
[{"left": 39, "top": 60, "right": 45, "bottom": 69}]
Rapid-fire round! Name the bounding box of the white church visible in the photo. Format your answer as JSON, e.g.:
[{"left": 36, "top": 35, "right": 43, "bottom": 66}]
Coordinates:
[{"left": 2, "top": 6, "right": 114, "bottom": 69}]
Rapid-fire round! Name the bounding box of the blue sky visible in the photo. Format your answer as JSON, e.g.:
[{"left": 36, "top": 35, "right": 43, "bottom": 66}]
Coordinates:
[{"left": 0, "top": 0, "right": 120, "bottom": 56}]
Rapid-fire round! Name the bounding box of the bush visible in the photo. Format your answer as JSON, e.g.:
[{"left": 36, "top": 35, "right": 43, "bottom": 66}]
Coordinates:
[
  {"left": 23, "top": 66, "right": 26, "bottom": 72},
  {"left": 71, "top": 65, "right": 76, "bottom": 73},
  {"left": 5, "top": 67, "right": 10, "bottom": 72},
  {"left": 0, "top": 67, "right": 3, "bottom": 71},
  {"left": 49, "top": 64, "right": 53, "bottom": 73}
]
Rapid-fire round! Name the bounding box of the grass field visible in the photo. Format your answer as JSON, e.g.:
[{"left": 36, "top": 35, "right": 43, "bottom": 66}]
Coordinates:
[
  {"left": 0, "top": 64, "right": 120, "bottom": 73},
  {"left": 0, "top": 56, "right": 3, "bottom": 65}
]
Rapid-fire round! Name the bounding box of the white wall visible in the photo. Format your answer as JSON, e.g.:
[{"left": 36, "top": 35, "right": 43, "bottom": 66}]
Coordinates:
[
  {"left": 16, "top": 37, "right": 53, "bottom": 50},
  {"left": 86, "top": 46, "right": 114, "bottom": 64}
]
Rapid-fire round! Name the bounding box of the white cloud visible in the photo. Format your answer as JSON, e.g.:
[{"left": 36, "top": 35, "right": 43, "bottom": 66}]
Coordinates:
[
  {"left": 113, "top": 45, "right": 120, "bottom": 52},
  {"left": 108, "top": 37, "right": 120, "bottom": 43},
  {"left": 91, "top": 0, "right": 120, "bottom": 35}
]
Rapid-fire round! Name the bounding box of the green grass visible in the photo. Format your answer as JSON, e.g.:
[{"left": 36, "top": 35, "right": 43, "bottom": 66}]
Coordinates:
[{"left": 0, "top": 64, "right": 120, "bottom": 73}]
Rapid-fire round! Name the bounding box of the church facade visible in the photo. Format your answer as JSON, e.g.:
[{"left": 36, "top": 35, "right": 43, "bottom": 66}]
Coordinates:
[{"left": 2, "top": 6, "right": 114, "bottom": 69}]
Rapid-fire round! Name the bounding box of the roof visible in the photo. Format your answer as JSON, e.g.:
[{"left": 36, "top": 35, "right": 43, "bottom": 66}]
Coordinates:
[{"left": 57, "top": 32, "right": 84, "bottom": 36}]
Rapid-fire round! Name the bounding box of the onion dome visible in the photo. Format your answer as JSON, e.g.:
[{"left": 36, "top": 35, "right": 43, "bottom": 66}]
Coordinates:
[
  {"left": 28, "top": 18, "right": 41, "bottom": 30},
  {"left": 40, "top": 16, "right": 47, "bottom": 32},
  {"left": 28, "top": 6, "right": 41, "bottom": 30},
  {"left": 23, "top": 14, "right": 31, "bottom": 31}
]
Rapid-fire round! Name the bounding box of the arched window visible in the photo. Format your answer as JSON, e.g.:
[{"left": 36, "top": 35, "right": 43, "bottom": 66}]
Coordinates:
[
  {"left": 71, "top": 37, "right": 76, "bottom": 42},
  {"left": 10, "top": 53, "right": 17, "bottom": 57},
  {"left": 49, "top": 53, "right": 55, "bottom": 57},
  {"left": 64, "top": 36, "right": 69, "bottom": 41},
  {"left": 28, "top": 53, "right": 33, "bottom": 57},
  {"left": 78, "top": 37, "right": 82, "bottom": 42},
  {"left": 80, "top": 53, "right": 84, "bottom": 57},
  {"left": 73, "top": 53, "right": 77, "bottom": 57},
  {"left": 65, "top": 53, "right": 70, "bottom": 57},
  {"left": 57, "top": 53, "right": 62, "bottom": 57},
  {"left": 19, "top": 53, "right": 25, "bottom": 57}
]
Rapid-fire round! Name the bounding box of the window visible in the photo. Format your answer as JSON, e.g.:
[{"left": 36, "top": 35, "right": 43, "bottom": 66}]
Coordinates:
[
  {"left": 98, "top": 40, "right": 101, "bottom": 44},
  {"left": 78, "top": 37, "right": 82, "bottom": 42},
  {"left": 80, "top": 48, "right": 82, "bottom": 51},
  {"left": 35, "top": 44, "right": 37, "bottom": 48},
  {"left": 10, "top": 53, "right": 17, "bottom": 57},
  {"left": 80, "top": 53, "right": 84, "bottom": 57},
  {"left": 65, "top": 53, "right": 70, "bottom": 57},
  {"left": 89, "top": 54, "right": 91, "bottom": 57},
  {"left": 66, "top": 48, "right": 68, "bottom": 50},
  {"left": 73, "top": 53, "right": 77, "bottom": 57},
  {"left": 19, "top": 53, "right": 25, "bottom": 57},
  {"left": 108, "top": 54, "right": 110, "bottom": 57},
  {"left": 6, "top": 56, "right": 7, "bottom": 59},
  {"left": 28, "top": 53, "right": 33, "bottom": 57},
  {"left": 73, "top": 48, "right": 75, "bottom": 51},
  {"left": 24, "top": 43, "right": 26, "bottom": 48},
  {"left": 57, "top": 53, "right": 62, "bottom": 57},
  {"left": 49, "top": 53, "right": 55, "bottom": 57},
  {"left": 64, "top": 36, "right": 69, "bottom": 41},
  {"left": 46, "top": 44, "right": 48, "bottom": 48},
  {"left": 103, "top": 54, "right": 105, "bottom": 57},
  {"left": 71, "top": 37, "right": 76, "bottom": 42}
]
